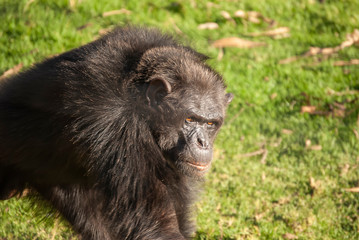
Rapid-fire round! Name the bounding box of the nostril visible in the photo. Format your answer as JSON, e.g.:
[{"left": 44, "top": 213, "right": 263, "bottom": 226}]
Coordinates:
[{"left": 197, "top": 137, "right": 209, "bottom": 149}]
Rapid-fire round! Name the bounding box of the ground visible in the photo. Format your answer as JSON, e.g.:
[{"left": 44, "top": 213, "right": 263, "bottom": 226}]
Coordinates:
[{"left": 0, "top": 0, "right": 358, "bottom": 239}]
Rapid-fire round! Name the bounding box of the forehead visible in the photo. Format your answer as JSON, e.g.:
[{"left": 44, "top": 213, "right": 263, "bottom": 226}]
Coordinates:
[
  {"left": 171, "top": 51, "right": 227, "bottom": 119},
  {"left": 186, "top": 89, "right": 226, "bottom": 120}
]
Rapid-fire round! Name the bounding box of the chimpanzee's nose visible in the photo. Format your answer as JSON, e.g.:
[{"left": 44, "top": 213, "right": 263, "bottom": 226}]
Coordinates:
[{"left": 196, "top": 132, "right": 209, "bottom": 149}]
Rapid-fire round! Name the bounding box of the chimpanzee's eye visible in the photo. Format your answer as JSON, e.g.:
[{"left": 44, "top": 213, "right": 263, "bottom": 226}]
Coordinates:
[{"left": 185, "top": 117, "right": 194, "bottom": 123}]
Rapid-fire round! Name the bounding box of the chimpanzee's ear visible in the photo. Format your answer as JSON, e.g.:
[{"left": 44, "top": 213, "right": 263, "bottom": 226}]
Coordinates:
[
  {"left": 146, "top": 78, "right": 172, "bottom": 107},
  {"left": 225, "top": 93, "right": 233, "bottom": 105}
]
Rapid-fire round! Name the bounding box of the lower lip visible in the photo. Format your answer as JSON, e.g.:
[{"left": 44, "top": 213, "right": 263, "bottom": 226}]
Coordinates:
[{"left": 185, "top": 162, "right": 210, "bottom": 171}]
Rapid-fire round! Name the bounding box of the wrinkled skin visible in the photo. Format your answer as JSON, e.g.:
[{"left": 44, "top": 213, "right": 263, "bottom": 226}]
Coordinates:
[{"left": 166, "top": 95, "right": 232, "bottom": 178}]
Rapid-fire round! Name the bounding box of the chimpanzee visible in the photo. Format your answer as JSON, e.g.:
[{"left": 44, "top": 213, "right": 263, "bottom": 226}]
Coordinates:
[{"left": 0, "top": 26, "right": 232, "bottom": 239}]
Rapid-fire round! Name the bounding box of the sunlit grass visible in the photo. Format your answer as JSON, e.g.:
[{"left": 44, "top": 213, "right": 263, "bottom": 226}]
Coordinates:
[{"left": 1, "top": 0, "right": 359, "bottom": 239}]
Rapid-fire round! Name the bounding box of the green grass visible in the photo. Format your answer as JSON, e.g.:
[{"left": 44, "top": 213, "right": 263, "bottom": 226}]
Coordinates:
[{"left": 1, "top": 0, "right": 359, "bottom": 239}]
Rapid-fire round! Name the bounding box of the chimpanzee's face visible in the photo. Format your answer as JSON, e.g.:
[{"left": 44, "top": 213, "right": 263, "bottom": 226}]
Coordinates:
[
  {"left": 142, "top": 48, "right": 233, "bottom": 178},
  {"left": 169, "top": 96, "right": 226, "bottom": 178},
  {"left": 146, "top": 78, "right": 232, "bottom": 178}
]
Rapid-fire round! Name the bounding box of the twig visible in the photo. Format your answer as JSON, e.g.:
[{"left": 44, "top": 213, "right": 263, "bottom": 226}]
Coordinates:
[
  {"left": 279, "top": 29, "right": 359, "bottom": 64},
  {"left": 260, "top": 149, "right": 268, "bottom": 164},
  {"left": 217, "top": 47, "right": 224, "bottom": 61},
  {"left": 334, "top": 59, "right": 359, "bottom": 66},
  {"left": 24, "top": 0, "right": 35, "bottom": 11},
  {"left": 50, "top": 218, "right": 59, "bottom": 240},
  {"left": 327, "top": 88, "right": 359, "bottom": 96},
  {"left": 102, "top": 9, "right": 131, "bottom": 17},
  {"left": 226, "top": 107, "right": 244, "bottom": 125},
  {"left": 77, "top": 23, "right": 93, "bottom": 31},
  {"left": 345, "top": 187, "right": 359, "bottom": 193},
  {"left": 238, "top": 149, "right": 265, "bottom": 158},
  {"left": 247, "top": 27, "right": 290, "bottom": 38},
  {"left": 169, "top": 18, "right": 183, "bottom": 35},
  {"left": 353, "top": 129, "right": 359, "bottom": 140}
]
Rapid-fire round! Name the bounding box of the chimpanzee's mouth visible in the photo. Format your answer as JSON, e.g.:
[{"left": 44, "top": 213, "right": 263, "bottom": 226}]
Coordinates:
[{"left": 185, "top": 161, "right": 211, "bottom": 171}]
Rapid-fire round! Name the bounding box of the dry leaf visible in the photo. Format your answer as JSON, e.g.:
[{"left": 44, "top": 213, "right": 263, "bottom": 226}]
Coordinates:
[
  {"left": 212, "top": 37, "right": 266, "bottom": 48},
  {"left": 261, "top": 172, "right": 266, "bottom": 181},
  {"left": 283, "top": 233, "right": 298, "bottom": 239},
  {"left": 248, "top": 16, "right": 261, "bottom": 24},
  {"left": 281, "top": 129, "right": 293, "bottom": 135},
  {"left": 220, "top": 11, "right": 231, "bottom": 20},
  {"left": 0, "top": 63, "right": 23, "bottom": 80},
  {"left": 271, "top": 138, "right": 282, "bottom": 147},
  {"left": 234, "top": 9, "right": 275, "bottom": 24},
  {"left": 247, "top": 11, "right": 262, "bottom": 23},
  {"left": 255, "top": 212, "right": 265, "bottom": 221},
  {"left": 341, "top": 164, "right": 350, "bottom": 176},
  {"left": 279, "top": 56, "right": 300, "bottom": 64},
  {"left": 333, "top": 108, "right": 346, "bottom": 118},
  {"left": 274, "top": 197, "right": 291, "bottom": 206},
  {"left": 309, "top": 145, "right": 322, "bottom": 151},
  {"left": 301, "top": 105, "right": 316, "bottom": 114},
  {"left": 226, "top": 218, "right": 235, "bottom": 227},
  {"left": 310, "top": 177, "right": 320, "bottom": 189},
  {"left": 247, "top": 27, "right": 290, "bottom": 38},
  {"left": 280, "top": 29, "right": 359, "bottom": 64},
  {"left": 69, "top": 0, "right": 77, "bottom": 8},
  {"left": 345, "top": 187, "right": 359, "bottom": 193},
  {"left": 220, "top": 11, "right": 235, "bottom": 24},
  {"left": 219, "top": 174, "right": 229, "bottom": 180},
  {"left": 206, "top": 2, "right": 220, "bottom": 8},
  {"left": 234, "top": 10, "right": 246, "bottom": 18},
  {"left": 102, "top": 9, "right": 131, "bottom": 17},
  {"left": 247, "top": 11, "right": 262, "bottom": 18},
  {"left": 344, "top": 29, "right": 359, "bottom": 46},
  {"left": 270, "top": 93, "right": 277, "bottom": 99},
  {"left": 300, "top": 102, "right": 348, "bottom": 118},
  {"left": 197, "top": 22, "right": 219, "bottom": 30}
]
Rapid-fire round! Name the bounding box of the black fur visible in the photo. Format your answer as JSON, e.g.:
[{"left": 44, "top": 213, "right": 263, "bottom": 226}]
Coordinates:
[{"left": 0, "top": 27, "right": 231, "bottom": 239}]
